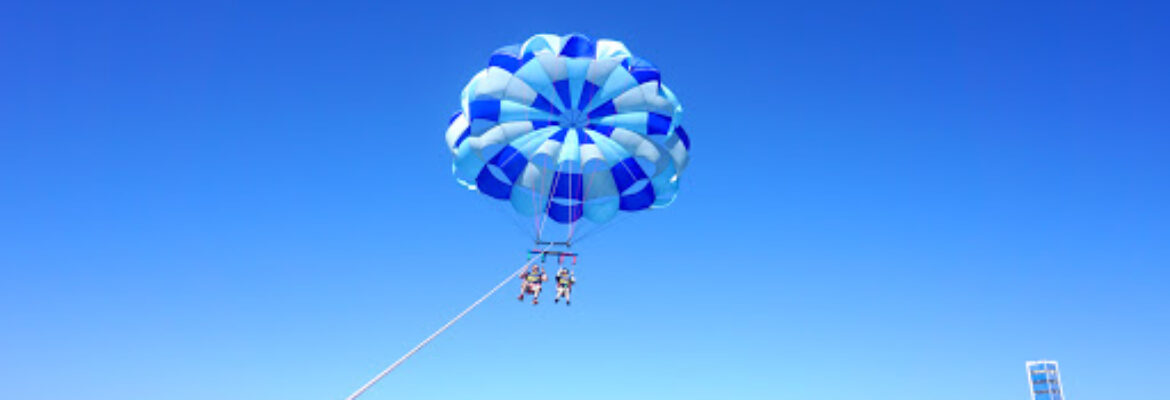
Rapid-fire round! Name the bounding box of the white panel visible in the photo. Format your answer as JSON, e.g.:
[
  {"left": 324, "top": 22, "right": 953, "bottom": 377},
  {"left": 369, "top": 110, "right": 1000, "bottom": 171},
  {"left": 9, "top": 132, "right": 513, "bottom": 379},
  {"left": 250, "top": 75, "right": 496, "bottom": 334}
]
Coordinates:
[
  {"left": 461, "top": 69, "right": 488, "bottom": 113},
  {"left": 609, "top": 128, "right": 669, "bottom": 177},
  {"left": 502, "top": 76, "right": 538, "bottom": 104},
  {"left": 637, "top": 82, "right": 676, "bottom": 115},
  {"left": 521, "top": 34, "right": 562, "bottom": 57},
  {"left": 444, "top": 113, "right": 470, "bottom": 151},
  {"left": 473, "top": 67, "right": 513, "bottom": 99},
  {"left": 472, "top": 121, "right": 535, "bottom": 150},
  {"left": 612, "top": 86, "right": 650, "bottom": 112},
  {"left": 586, "top": 58, "right": 621, "bottom": 85},
  {"left": 594, "top": 39, "right": 631, "bottom": 59},
  {"left": 665, "top": 136, "right": 690, "bottom": 173},
  {"left": 536, "top": 53, "right": 567, "bottom": 82}
]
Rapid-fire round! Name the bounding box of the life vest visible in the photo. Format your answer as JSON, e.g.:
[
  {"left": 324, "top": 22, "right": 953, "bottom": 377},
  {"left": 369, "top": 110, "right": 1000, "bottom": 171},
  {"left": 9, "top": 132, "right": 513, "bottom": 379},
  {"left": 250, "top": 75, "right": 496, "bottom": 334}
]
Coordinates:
[
  {"left": 526, "top": 272, "right": 542, "bottom": 283},
  {"left": 558, "top": 274, "right": 573, "bottom": 286}
]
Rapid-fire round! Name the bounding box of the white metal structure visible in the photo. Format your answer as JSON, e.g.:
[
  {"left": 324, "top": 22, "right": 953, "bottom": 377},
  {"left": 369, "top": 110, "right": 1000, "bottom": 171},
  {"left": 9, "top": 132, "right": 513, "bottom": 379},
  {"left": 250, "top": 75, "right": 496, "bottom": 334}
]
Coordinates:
[{"left": 1026, "top": 360, "right": 1064, "bottom": 400}]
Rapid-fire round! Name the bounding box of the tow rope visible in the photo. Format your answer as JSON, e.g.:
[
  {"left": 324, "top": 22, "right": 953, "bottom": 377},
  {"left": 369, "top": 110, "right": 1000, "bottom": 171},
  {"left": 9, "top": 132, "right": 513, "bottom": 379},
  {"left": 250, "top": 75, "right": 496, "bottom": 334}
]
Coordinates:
[{"left": 344, "top": 244, "right": 553, "bottom": 400}]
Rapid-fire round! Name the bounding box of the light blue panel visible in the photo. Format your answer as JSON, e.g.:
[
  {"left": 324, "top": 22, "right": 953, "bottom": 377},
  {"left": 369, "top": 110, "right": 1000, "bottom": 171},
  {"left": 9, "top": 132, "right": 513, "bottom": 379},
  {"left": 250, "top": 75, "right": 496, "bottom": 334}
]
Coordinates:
[
  {"left": 505, "top": 126, "right": 561, "bottom": 216},
  {"left": 514, "top": 60, "right": 567, "bottom": 112},
  {"left": 469, "top": 118, "right": 497, "bottom": 135},
  {"left": 650, "top": 162, "right": 680, "bottom": 207},
  {"left": 585, "top": 67, "right": 637, "bottom": 112},
  {"left": 565, "top": 58, "right": 591, "bottom": 110},
  {"left": 498, "top": 100, "right": 553, "bottom": 123},
  {"left": 452, "top": 142, "right": 487, "bottom": 187},
  {"left": 583, "top": 129, "right": 631, "bottom": 166},
  {"left": 595, "top": 112, "right": 649, "bottom": 134},
  {"left": 582, "top": 168, "right": 619, "bottom": 223},
  {"left": 583, "top": 195, "right": 619, "bottom": 223},
  {"left": 557, "top": 129, "right": 582, "bottom": 166},
  {"left": 510, "top": 181, "right": 544, "bottom": 217},
  {"left": 508, "top": 126, "right": 560, "bottom": 159}
]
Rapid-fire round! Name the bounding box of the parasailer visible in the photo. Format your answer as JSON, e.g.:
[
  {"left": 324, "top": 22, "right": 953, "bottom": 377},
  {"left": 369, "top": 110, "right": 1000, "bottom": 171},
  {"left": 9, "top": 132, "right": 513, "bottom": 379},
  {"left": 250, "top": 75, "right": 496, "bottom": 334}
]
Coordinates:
[
  {"left": 554, "top": 267, "right": 575, "bottom": 305},
  {"left": 517, "top": 264, "right": 547, "bottom": 305}
]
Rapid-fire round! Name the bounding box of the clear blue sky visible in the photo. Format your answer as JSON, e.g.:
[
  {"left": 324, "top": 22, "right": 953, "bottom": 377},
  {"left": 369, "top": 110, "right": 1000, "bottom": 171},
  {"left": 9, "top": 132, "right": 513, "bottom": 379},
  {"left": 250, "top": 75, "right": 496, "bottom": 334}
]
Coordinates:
[{"left": 2, "top": 1, "right": 1167, "bottom": 399}]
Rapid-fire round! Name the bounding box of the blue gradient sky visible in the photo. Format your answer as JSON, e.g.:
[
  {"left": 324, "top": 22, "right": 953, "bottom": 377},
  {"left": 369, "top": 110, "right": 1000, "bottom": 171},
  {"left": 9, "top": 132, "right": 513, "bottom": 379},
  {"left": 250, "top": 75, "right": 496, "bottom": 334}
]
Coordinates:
[{"left": 2, "top": 1, "right": 1167, "bottom": 399}]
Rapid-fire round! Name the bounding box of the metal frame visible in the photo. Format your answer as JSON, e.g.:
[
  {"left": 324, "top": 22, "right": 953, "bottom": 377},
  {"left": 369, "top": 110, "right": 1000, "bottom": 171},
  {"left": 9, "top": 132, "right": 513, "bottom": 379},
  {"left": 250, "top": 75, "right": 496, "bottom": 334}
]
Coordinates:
[{"left": 528, "top": 240, "right": 577, "bottom": 264}]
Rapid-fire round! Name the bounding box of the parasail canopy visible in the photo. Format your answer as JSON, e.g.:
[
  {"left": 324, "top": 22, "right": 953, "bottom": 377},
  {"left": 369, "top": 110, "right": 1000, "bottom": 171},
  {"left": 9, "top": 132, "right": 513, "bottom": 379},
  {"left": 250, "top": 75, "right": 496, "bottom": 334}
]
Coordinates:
[{"left": 445, "top": 33, "right": 691, "bottom": 230}]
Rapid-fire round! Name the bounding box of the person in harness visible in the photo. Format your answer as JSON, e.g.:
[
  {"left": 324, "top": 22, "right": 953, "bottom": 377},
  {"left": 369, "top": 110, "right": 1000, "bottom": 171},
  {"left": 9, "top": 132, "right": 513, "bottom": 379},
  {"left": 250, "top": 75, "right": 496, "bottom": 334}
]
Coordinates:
[
  {"left": 554, "top": 267, "right": 575, "bottom": 305},
  {"left": 517, "top": 264, "right": 547, "bottom": 305}
]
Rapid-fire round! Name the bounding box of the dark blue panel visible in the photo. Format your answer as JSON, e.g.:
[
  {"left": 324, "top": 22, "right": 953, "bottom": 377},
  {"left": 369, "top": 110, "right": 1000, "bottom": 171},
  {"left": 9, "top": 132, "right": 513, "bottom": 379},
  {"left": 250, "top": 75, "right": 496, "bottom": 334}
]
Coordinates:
[
  {"left": 587, "top": 123, "right": 614, "bottom": 136},
  {"left": 579, "top": 81, "right": 599, "bottom": 108},
  {"left": 646, "top": 113, "right": 672, "bottom": 135},
  {"left": 553, "top": 80, "right": 573, "bottom": 111},
  {"left": 488, "top": 145, "right": 527, "bottom": 182},
  {"left": 548, "top": 202, "right": 584, "bottom": 223},
  {"left": 577, "top": 130, "right": 594, "bottom": 145},
  {"left": 468, "top": 99, "right": 500, "bottom": 121},
  {"left": 631, "top": 69, "right": 661, "bottom": 84},
  {"left": 675, "top": 125, "right": 691, "bottom": 149},
  {"left": 448, "top": 110, "right": 463, "bottom": 125},
  {"left": 626, "top": 57, "right": 661, "bottom": 84},
  {"left": 619, "top": 183, "right": 655, "bottom": 211},
  {"left": 475, "top": 168, "right": 512, "bottom": 200},
  {"left": 611, "top": 158, "right": 647, "bottom": 192},
  {"left": 551, "top": 172, "right": 584, "bottom": 201},
  {"left": 548, "top": 128, "right": 568, "bottom": 143},
  {"left": 531, "top": 120, "right": 553, "bottom": 130},
  {"left": 559, "top": 34, "right": 595, "bottom": 58},
  {"left": 588, "top": 101, "right": 616, "bottom": 119},
  {"left": 530, "top": 95, "right": 557, "bottom": 114},
  {"left": 489, "top": 53, "right": 523, "bottom": 73}
]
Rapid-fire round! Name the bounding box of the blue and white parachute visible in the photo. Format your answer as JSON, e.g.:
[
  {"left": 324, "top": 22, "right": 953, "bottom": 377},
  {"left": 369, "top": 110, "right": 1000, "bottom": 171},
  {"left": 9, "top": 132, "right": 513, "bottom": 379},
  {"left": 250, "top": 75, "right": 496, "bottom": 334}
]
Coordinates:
[{"left": 445, "top": 33, "right": 691, "bottom": 226}]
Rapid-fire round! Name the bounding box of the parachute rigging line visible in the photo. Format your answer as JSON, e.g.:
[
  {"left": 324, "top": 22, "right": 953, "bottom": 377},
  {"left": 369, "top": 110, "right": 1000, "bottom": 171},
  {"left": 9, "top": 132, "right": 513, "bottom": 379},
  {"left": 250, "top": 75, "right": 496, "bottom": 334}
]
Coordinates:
[
  {"left": 535, "top": 167, "right": 564, "bottom": 243},
  {"left": 485, "top": 195, "right": 537, "bottom": 240},
  {"left": 344, "top": 244, "right": 554, "bottom": 400}
]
